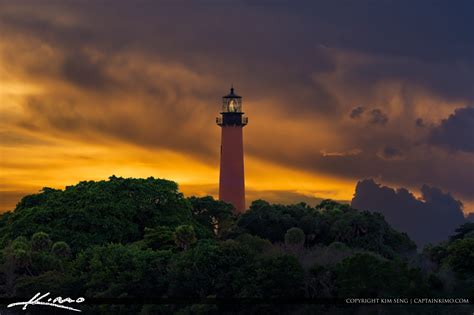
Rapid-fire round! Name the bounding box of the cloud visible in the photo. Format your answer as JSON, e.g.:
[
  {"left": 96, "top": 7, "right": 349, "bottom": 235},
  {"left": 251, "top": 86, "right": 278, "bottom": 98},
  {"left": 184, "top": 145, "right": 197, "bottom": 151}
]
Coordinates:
[
  {"left": 60, "top": 51, "right": 113, "bottom": 90},
  {"left": 369, "top": 108, "right": 389, "bottom": 125},
  {"left": 415, "top": 118, "right": 425, "bottom": 128},
  {"left": 349, "top": 106, "right": 365, "bottom": 119},
  {"left": 428, "top": 106, "right": 474, "bottom": 153},
  {"left": 0, "top": 130, "right": 53, "bottom": 147},
  {"left": 377, "top": 146, "right": 404, "bottom": 160},
  {"left": 348, "top": 106, "right": 388, "bottom": 126},
  {"left": 320, "top": 149, "right": 362, "bottom": 157},
  {"left": 351, "top": 179, "right": 467, "bottom": 248}
]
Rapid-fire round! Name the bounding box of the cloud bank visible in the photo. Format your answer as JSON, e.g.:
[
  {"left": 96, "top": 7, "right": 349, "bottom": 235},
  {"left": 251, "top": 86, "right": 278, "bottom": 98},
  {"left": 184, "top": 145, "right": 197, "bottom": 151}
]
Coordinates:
[{"left": 352, "top": 179, "right": 467, "bottom": 248}]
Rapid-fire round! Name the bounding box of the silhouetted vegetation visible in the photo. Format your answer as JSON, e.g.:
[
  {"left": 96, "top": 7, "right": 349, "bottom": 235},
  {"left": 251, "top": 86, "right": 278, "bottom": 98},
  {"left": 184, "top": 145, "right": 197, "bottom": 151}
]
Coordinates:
[{"left": 0, "top": 176, "right": 472, "bottom": 314}]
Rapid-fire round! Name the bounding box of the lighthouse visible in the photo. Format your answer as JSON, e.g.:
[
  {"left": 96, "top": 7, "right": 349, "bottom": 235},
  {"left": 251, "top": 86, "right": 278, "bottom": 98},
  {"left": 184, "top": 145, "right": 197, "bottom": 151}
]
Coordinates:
[{"left": 216, "top": 87, "right": 248, "bottom": 213}]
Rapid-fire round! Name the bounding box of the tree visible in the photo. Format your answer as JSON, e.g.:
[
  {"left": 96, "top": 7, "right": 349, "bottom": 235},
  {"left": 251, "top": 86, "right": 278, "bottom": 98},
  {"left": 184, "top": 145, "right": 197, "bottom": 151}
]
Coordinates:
[
  {"left": 447, "top": 238, "right": 474, "bottom": 276},
  {"left": 449, "top": 223, "right": 474, "bottom": 242},
  {"left": 13, "top": 249, "right": 32, "bottom": 276},
  {"left": 317, "top": 200, "right": 351, "bottom": 212},
  {"left": 334, "top": 254, "right": 427, "bottom": 297},
  {"left": 31, "top": 232, "right": 52, "bottom": 252},
  {"left": 168, "top": 240, "right": 253, "bottom": 298},
  {"left": 143, "top": 226, "right": 175, "bottom": 250},
  {"left": 52, "top": 241, "right": 72, "bottom": 258},
  {"left": 237, "top": 200, "right": 300, "bottom": 242},
  {"left": 188, "top": 196, "right": 234, "bottom": 236},
  {"left": 306, "top": 264, "right": 335, "bottom": 298},
  {"left": 298, "top": 214, "right": 322, "bottom": 245},
  {"left": 174, "top": 225, "right": 197, "bottom": 251},
  {"left": 284, "top": 227, "right": 305, "bottom": 251},
  {"left": 235, "top": 234, "right": 273, "bottom": 255},
  {"left": 241, "top": 254, "right": 305, "bottom": 298},
  {"left": 0, "top": 176, "right": 457, "bottom": 309},
  {"left": 1, "top": 177, "right": 202, "bottom": 252},
  {"left": 74, "top": 244, "right": 171, "bottom": 298}
]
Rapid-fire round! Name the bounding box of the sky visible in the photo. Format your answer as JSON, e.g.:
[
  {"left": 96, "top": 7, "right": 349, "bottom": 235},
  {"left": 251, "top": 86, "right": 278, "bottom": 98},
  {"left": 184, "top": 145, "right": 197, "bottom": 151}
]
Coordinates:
[{"left": 1, "top": 1, "right": 473, "bottom": 215}]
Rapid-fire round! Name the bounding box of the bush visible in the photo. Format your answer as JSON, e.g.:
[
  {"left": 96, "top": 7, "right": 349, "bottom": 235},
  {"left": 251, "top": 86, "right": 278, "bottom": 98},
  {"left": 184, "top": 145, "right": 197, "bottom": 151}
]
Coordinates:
[{"left": 285, "top": 227, "right": 305, "bottom": 248}]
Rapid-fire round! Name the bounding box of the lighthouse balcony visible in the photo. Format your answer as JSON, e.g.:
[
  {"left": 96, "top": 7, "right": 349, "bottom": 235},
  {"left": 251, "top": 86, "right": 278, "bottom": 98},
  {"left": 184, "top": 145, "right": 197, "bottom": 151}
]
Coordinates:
[{"left": 216, "top": 115, "right": 248, "bottom": 126}]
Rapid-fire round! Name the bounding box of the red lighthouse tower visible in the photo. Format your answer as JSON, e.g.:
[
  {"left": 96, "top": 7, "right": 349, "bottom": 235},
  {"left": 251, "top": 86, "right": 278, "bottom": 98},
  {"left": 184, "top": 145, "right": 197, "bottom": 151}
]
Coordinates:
[{"left": 216, "top": 87, "right": 248, "bottom": 213}]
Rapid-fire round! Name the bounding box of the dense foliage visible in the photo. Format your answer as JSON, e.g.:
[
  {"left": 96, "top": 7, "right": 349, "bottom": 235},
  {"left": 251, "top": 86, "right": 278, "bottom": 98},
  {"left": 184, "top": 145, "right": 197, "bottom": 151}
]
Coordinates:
[
  {"left": 0, "top": 176, "right": 210, "bottom": 252},
  {"left": 0, "top": 176, "right": 472, "bottom": 314}
]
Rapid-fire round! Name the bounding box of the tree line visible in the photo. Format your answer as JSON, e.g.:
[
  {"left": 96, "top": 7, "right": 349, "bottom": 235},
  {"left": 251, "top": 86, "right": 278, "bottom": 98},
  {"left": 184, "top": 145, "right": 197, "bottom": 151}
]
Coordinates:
[{"left": 0, "top": 176, "right": 472, "bottom": 314}]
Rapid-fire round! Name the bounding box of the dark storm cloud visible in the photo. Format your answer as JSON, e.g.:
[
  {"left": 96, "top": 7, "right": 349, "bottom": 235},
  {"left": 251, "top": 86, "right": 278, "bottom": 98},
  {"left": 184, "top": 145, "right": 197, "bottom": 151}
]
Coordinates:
[
  {"left": 324, "top": 2, "right": 473, "bottom": 62},
  {"left": 340, "top": 56, "right": 474, "bottom": 103},
  {"left": 0, "top": 1, "right": 342, "bottom": 118},
  {"left": 415, "top": 118, "right": 425, "bottom": 128},
  {"left": 428, "top": 107, "right": 474, "bottom": 153},
  {"left": 0, "top": 7, "right": 95, "bottom": 49},
  {"left": 19, "top": 90, "right": 219, "bottom": 162},
  {"left": 349, "top": 106, "right": 365, "bottom": 119},
  {"left": 369, "top": 109, "right": 388, "bottom": 125},
  {"left": 2, "top": 1, "right": 473, "bottom": 108},
  {"left": 351, "top": 179, "right": 467, "bottom": 248},
  {"left": 61, "top": 52, "right": 113, "bottom": 90},
  {"left": 377, "top": 146, "right": 404, "bottom": 161},
  {"left": 248, "top": 136, "right": 474, "bottom": 206}
]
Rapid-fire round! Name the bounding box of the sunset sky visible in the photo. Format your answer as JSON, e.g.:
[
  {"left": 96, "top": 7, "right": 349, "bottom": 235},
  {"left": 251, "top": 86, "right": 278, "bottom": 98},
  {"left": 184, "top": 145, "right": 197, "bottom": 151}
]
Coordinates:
[{"left": 1, "top": 1, "right": 473, "bottom": 214}]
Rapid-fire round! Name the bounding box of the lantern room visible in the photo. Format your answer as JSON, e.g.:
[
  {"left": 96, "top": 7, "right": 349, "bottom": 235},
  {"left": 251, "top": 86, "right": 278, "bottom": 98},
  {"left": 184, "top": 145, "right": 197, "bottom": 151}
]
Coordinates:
[{"left": 221, "top": 87, "right": 242, "bottom": 113}]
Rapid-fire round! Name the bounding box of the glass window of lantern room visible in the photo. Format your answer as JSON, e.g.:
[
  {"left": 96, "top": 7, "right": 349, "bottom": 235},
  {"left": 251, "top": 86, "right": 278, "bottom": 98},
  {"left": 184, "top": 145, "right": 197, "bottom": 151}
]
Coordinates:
[
  {"left": 222, "top": 97, "right": 242, "bottom": 112},
  {"left": 222, "top": 99, "right": 228, "bottom": 112},
  {"left": 236, "top": 99, "right": 242, "bottom": 112},
  {"left": 228, "top": 99, "right": 236, "bottom": 112}
]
